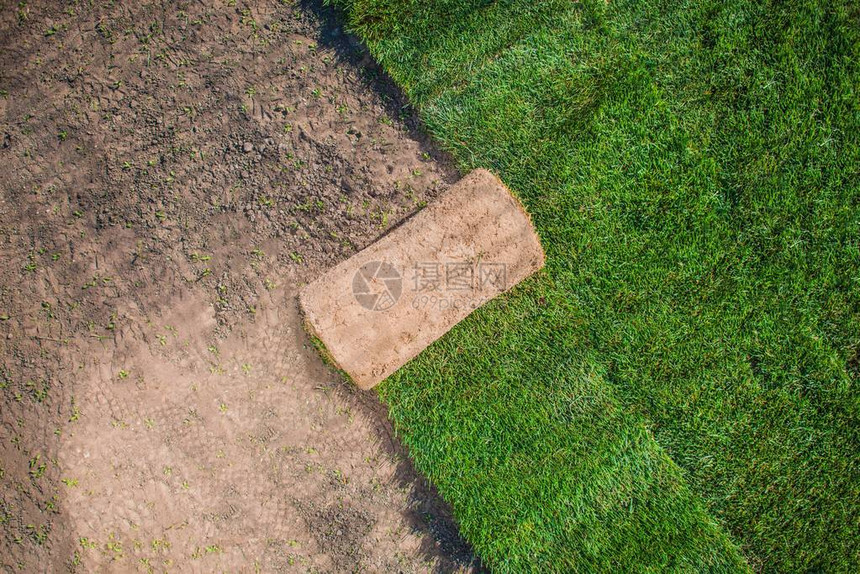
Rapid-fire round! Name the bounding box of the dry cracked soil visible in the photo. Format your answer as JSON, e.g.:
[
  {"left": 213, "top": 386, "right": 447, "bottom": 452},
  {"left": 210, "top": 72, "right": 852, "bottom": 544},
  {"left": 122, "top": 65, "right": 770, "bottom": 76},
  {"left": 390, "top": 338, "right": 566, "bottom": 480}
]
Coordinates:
[{"left": 0, "top": 0, "right": 480, "bottom": 571}]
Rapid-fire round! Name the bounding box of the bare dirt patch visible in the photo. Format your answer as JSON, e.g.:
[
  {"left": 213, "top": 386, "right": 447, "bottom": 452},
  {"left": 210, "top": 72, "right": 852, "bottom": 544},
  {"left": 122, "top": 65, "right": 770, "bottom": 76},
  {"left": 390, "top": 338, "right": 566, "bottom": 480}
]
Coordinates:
[{"left": 0, "top": 0, "right": 477, "bottom": 571}]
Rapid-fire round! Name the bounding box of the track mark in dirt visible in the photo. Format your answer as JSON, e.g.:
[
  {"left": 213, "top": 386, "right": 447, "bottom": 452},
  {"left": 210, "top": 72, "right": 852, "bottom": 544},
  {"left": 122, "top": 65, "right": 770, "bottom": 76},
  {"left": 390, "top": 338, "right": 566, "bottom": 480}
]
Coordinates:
[{"left": 59, "top": 295, "right": 453, "bottom": 571}]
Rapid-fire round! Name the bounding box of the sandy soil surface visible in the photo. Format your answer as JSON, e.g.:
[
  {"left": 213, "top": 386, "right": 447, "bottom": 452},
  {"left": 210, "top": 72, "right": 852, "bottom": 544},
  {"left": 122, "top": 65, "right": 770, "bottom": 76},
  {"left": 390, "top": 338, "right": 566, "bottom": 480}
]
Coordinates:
[{"left": 0, "top": 1, "right": 478, "bottom": 571}]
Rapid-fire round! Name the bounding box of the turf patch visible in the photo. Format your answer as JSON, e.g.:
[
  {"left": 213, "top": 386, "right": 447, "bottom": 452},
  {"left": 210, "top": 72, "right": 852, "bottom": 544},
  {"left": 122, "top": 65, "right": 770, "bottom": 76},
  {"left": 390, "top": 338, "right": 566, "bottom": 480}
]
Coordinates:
[{"left": 331, "top": 0, "right": 860, "bottom": 570}]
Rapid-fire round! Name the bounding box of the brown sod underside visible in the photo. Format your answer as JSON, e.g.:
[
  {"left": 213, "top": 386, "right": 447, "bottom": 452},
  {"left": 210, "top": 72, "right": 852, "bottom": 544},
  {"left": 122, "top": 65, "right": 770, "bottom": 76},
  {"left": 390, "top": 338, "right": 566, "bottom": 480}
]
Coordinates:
[{"left": 300, "top": 168, "right": 544, "bottom": 389}]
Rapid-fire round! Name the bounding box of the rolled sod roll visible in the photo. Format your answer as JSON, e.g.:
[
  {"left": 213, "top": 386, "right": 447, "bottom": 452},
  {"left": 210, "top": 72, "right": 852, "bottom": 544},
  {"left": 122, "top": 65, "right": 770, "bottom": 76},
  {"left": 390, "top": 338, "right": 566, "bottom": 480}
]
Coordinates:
[{"left": 299, "top": 169, "right": 544, "bottom": 389}]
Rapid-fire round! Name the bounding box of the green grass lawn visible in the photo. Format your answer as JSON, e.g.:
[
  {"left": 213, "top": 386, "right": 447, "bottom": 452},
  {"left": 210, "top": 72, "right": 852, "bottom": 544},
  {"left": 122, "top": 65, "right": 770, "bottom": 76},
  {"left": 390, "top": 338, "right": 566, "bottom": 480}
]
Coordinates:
[{"left": 329, "top": 0, "right": 860, "bottom": 571}]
